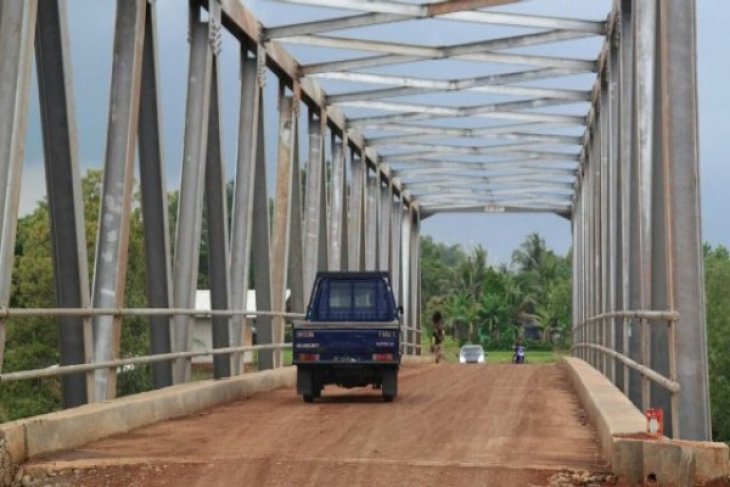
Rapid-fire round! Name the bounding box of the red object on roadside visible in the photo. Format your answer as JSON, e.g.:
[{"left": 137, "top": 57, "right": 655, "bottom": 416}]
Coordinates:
[{"left": 646, "top": 408, "right": 664, "bottom": 437}]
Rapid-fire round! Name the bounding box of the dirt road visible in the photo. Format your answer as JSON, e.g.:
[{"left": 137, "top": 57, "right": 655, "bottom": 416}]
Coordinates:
[{"left": 23, "top": 363, "right": 606, "bottom": 486}]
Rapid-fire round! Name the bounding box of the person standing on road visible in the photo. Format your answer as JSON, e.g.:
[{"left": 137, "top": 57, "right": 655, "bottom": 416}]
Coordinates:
[{"left": 431, "top": 311, "right": 445, "bottom": 363}]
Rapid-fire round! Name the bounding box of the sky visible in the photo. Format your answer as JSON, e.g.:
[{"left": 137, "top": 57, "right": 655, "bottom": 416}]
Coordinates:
[{"left": 19, "top": 0, "right": 730, "bottom": 265}]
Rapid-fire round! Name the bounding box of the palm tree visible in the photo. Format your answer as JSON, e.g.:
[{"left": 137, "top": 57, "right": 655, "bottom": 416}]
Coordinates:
[{"left": 511, "top": 233, "right": 547, "bottom": 273}]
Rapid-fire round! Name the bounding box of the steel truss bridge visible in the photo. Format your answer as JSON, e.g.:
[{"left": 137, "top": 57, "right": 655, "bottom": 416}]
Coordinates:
[{"left": 0, "top": 0, "right": 711, "bottom": 442}]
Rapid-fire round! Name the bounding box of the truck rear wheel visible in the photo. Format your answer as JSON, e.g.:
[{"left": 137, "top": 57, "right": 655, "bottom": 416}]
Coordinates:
[
  {"left": 381, "top": 366, "right": 398, "bottom": 402},
  {"left": 298, "top": 367, "right": 318, "bottom": 403}
]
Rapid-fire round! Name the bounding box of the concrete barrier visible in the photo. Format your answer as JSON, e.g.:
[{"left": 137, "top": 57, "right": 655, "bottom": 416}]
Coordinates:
[
  {"left": 0, "top": 367, "right": 295, "bottom": 486},
  {"left": 561, "top": 357, "right": 729, "bottom": 485}
]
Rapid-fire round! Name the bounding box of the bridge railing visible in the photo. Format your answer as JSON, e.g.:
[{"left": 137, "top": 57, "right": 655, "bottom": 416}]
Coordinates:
[
  {"left": 0, "top": 307, "right": 420, "bottom": 383},
  {"left": 0, "top": 308, "right": 301, "bottom": 385},
  {"left": 572, "top": 310, "right": 680, "bottom": 436}
]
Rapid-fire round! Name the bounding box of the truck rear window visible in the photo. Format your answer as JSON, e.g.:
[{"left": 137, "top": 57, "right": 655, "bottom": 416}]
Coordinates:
[{"left": 311, "top": 278, "right": 395, "bottom": 322}]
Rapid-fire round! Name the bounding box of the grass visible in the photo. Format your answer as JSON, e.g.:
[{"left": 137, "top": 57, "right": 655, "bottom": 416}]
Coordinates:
[
  {"left": 483, "top": 350, "right": 567, "bottom": 364},
  {"left": 419, "top": 335, "right": 567, "bottom": 364}
]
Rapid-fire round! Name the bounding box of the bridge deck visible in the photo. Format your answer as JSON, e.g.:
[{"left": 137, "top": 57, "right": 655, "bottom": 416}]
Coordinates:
[{"left": 25, "top": 363, "right": 606, "bottom": 486}]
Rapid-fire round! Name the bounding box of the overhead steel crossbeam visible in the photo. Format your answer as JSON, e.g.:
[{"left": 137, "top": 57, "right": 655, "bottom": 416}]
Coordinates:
[{"left": 259, "top": 0, "right": 607, "bottom": 216}]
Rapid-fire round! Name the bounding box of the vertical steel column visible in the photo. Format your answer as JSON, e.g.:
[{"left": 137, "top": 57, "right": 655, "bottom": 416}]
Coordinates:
[
  {"left": 229, "top": 54, "right": 261, "bottom": 375},
  {"left": 303, "top": 109, "right": 325, "bottom": 297},
  {"left": 634, "top": 0, "right": 657, "bottom": 412},
  {"left": 137, "top": 0, "right": 173, "bottom": 388},
  {"left": 171, "top": 13, "right": 212, "bottom": 383},
  {"left": 91, "top": 0, "right": 146, "bottom": 400},
  {"left": 583, "top": 174, "right": 590, "bottom": 363},
  {"left": 317, "top": 121, "right": 328, "bottom": 273},
  {"left": 329, "top": 135, "right": 346, "bottom": 270},
  {"left": 358, "top": 162, "right": 367, "bottom": 271},
  {"left": 348, "top": 152, "right": 364, "bottom": 270},
  {"left": 414, "top": 209, "right": 422, "bottom": 355},
  {"left": 619, "top": 0, "right": 642, "bottom": 404},
  {"left": 599, "top": 87, "right": 609, "bottom": 377},
  {"left": 618, "top": 1, "right": 634, "bottom": 396},
  {"left": 400, "top": 206, "right": 412, "bottom": 353},
  {"left": 251, "top": 86, "right": 273, "bottom": 370},
  {"left": 365, "top": 170, "right": 379, "bottom": 271},
  {"left": 204, "top": 2, "right": 232, "bottom": 380},
  {"left": 390, "top": 198, "right": 402, "bottom": 308},
  {"left": 601, "top": 76, "right": 613, "bottom": 381},
  {"left": 588, "top": 135, "right": 601, "bottom": 369},
  {"left": 270, "top": 91, "right": 296, "bottom": 368},
  {"left": 287, "top": 102, "right": 305, "bottom": 315},
  {"left": 0, "top": 0, "right": 37, "bottom": 374},
  {"left": 608, "top": 25, "right": 624, "bottom": 391},
  {"left": 571, "top": 184, "right": 580, "bottom": 359},
  {"left": 35, "top": 0, "right": 94, "bottom": 406},
  {"left": 380, "top": 180, "right": 392, "bottom": 274},
  {"left": 656, "top": 0, "right": 711, "bottom": 440},
  {"left": 409, "top": 209, "right": 420, "bottom": 355}
]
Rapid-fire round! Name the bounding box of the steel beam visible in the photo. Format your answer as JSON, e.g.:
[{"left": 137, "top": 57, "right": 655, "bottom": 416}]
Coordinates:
[
  {"left": 365, "top": 121, "right": 575, "bottom": 137},
  {"left": 251, "top": 93, "right": 274, "bottom": 370},
  {"left": 608, "top": 36, "right": 622, "bottom": 391},
  {"left": 137, "top": 0, "right": 173, "bottom": 389},
  {"left": 171, "top": 18, "right": 213, "bottom": 383},
  {"left": 409, "top": 209, "right": 421, "bottom": 354},
  {"left": 270, "top": 93, "right": 296, "bottom": 369},
  {"left": 655, "top": 0, "right": 711, "bottom": 441},
  {"left": 205, "top": 49, "right": 232, "bottom": 380},
  {"left": 264, "top": 2, "right": 524, "bottom": 38},
  {"left": 390, "top": 199, "right": 402, "bottom": 305},
  {"left": 303, "top": 109, "right": 325, "bottom": 299},
  {"left": 35, "top": 0, "right": 94, "bottom": 406},
  {"left": 0, "top": 0, "right": 37, "bottom": 374},
  {"left": 368, "top": 132, "right": 582, "bottom": 147},
  {"left": 348, "top": 152, "right": 364, "bottom": 270},
  {"left": 380, "top": 181, "right": 392, "bottom": 273},
  {"left": 351, "top": 109, "right": 586, "bottom": 127},
  {"left": 284, "top": 34, "right": 596, "bottom": 71},
  {"left": 384, "top": 149, "right": 579, "bottom": 164},
  {"left": 229, "top": 55, "right": 260, "bottom": 375},
  {"left": 270, "top": 1, "right": 605, "bottom": 34},
  {"left": 329, "top": 135, "right": 347, "bottom": 270},
  {"left": 91, "top": 0, "right": 146, "bottom": 400},
  {"left": 365, "top": 170, "right": 380, "bottom": 271},
  {"left": 400, "top": 207, "right": 412, "bottom": 351},
  {"left": 345, "top": 98, "right": 584, "bottom": 122},
  {"left": 287, "top": 106, "right": 305, "bottom": 316}
]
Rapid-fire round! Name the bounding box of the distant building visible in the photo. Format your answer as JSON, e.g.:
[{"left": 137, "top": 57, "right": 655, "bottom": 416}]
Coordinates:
[{"left": 193, "top": 289, "right": 290, "bottom": 364}]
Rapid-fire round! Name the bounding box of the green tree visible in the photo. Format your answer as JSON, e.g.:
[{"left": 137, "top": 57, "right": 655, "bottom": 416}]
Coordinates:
[{"left": 704, "top": 244, "right": 730, "bottom": 441}]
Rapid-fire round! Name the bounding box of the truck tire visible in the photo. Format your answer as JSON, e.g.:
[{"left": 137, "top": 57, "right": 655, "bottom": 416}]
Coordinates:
[
  {"left": 297, "top": 367, "right": 316, "bottom": 403},
  {"left": 381, "top": 366, "right": 398, "bottom": 402}
]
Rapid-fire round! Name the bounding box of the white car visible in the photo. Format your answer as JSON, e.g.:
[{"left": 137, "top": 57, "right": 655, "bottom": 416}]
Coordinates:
[{"left": 459, "top": 344, "right": 485, "bottom": 364}]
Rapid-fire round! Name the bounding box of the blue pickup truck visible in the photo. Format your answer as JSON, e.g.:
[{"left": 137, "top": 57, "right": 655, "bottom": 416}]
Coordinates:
[{"left": 293, "top": 271, "right": 401, "bottom": 403}]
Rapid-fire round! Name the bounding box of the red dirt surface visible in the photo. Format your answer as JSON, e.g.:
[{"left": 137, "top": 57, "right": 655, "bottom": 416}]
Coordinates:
[{"left": 23, "top": 363, "right": 607, "bottom": 486}]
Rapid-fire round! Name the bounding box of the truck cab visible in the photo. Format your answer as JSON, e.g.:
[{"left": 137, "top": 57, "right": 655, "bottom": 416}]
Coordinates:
[{"left": 293, "top": 272, "right": 401, "bottom": 402}]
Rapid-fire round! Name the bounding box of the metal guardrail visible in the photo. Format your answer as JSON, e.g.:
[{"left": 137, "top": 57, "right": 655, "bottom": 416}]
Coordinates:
[
  {"left": 572, "top": 309, "right": 679, "bottom": 436},
  {"left": 0, "top": 307, "right": 424, "bottom": 383},
  {"left": 0, "top": 307, "right": 306, "bottom": 319},
  {"left": 0, "top": 343, "right": 292, "bottom": 382}
]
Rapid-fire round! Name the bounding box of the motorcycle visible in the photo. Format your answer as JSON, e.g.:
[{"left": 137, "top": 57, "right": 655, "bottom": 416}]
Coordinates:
[{"left": 513, "top": 345, "right": 526, "bottom": 364}]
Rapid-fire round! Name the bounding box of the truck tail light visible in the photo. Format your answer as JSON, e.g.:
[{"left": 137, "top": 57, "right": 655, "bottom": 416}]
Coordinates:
[
  {"left": 372, "top": 353, "right": 394, "bottom": 362},
  {"left": 298, "top": 353, "right": 320, "bottom": 362}
]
